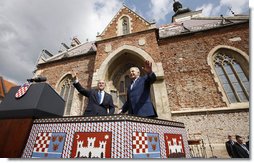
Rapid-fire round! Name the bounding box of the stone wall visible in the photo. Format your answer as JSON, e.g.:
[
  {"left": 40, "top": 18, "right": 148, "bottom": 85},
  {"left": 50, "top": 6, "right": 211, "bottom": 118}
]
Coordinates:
[{"left": 172, "top": 110, "right": 249, "bottom": 158}]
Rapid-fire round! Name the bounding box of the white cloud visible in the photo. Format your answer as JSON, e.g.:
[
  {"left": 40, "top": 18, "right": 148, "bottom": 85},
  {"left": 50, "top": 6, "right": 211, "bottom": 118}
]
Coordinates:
[
  {"left": 0, "top": 0, "right": 122, "bottom": 84},
  {"left": 196, "top": 3, "right": 214, "bottom": 16},
  {"left": 220, "top": 0, "right": 249, "bottom": 15},
  {"left": 196, "top": 3, "right": 222, "bottom": 17},
  {"left": 196, "top": 0, "right": 248, "bottom": 17},
  {"left": 148, "top": 0, "right": 173, "bottom": 23}
]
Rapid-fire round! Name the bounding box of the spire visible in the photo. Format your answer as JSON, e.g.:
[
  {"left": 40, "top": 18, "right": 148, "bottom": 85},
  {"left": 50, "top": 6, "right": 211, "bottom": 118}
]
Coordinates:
[
  {"left": 173, "top": 0, "right": 183, "bottom": 13},
  {"left": 171, "top": 0, "right": 202, "bottom": 23}
]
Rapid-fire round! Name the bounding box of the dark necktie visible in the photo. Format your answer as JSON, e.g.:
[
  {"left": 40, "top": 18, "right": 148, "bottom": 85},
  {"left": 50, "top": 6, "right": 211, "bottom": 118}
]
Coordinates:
[
  {"left": 98, "top": 91, "right": 102, "bottom": 103},
  {"left": 130, "top": 80, "right": 135, "bottom": 90}
]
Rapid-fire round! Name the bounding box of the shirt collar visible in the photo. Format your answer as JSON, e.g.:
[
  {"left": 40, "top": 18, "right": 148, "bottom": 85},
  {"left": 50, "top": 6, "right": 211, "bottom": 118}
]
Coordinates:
[{"left": 132, "top": 77, "right": 139, "bottom": 83}]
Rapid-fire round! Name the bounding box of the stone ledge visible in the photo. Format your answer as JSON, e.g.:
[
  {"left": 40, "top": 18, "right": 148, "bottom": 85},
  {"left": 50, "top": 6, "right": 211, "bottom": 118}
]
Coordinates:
[
  {"left": 171, "top": 104, "right": 249, "bottom": 115},
  {"left": 33, "top": 114, "right": 185, "bottom": 128}
]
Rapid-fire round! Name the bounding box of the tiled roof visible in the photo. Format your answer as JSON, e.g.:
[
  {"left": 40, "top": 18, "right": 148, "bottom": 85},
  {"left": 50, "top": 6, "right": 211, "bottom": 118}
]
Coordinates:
[
  {"left": 37, "top": 41, "right": 97, "bottom": 65},
  {"left": 159, "top": 15, "right": 249, "bottom": 38},
  {"left": 0, "top": 77, "right": 17, "bottom": 98}
]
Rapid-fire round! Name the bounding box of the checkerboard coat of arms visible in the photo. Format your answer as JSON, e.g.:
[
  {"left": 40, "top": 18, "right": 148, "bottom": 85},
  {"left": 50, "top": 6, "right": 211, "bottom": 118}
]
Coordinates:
[
  {"left": 132, "top": 132, "right": 161, "bottom": 158},
  {"left": 71, "top": 132, "right": 112, "bottom": 158},
  {"left": 15, "top": 82, "right": 31, "bottom": 99},
  {"left": 32, "top": 132, "right": 66, "bottom": 158}
]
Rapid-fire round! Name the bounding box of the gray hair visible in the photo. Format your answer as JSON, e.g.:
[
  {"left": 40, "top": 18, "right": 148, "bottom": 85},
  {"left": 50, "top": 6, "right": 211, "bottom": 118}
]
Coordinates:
[{"left": 130, "top": 67, "right": 140, "bottom": 73}]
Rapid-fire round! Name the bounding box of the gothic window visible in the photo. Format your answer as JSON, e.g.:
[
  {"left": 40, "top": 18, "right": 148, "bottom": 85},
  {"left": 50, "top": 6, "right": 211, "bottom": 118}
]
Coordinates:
[
  {"left": 59, "top": 75, "right": 75, "bottom": 116},
  {"left": 122, "top": 16, "right": 130, "bottom": 35},
  {"left": 213, "top": 52, "right": 249, "bottom": 103}
]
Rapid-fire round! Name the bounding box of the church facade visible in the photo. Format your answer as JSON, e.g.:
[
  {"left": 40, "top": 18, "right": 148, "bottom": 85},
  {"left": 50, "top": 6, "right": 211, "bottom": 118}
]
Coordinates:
[{"left": 34, "top": 2, "right": 249, "bottom": 158}]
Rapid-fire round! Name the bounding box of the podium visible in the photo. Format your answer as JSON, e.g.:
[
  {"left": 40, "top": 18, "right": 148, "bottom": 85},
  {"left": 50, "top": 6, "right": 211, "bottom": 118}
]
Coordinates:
[
  {"left": 0, "top": 83, "right": 65, "bottom": 157},
  {"left": 22, "top": 115, "right": 190, "bottom": 158},
  {"left": 0, "top": 83, "right": 65, "bottom": 118}
]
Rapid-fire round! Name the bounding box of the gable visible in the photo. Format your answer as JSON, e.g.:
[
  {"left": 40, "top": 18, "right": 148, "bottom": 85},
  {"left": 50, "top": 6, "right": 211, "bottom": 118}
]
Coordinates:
[{"left": 97, "top": 5, "right": 155, "bottom": 40}]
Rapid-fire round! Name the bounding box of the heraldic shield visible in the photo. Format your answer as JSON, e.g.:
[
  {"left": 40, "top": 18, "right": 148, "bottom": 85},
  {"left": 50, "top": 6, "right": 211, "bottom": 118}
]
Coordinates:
[
  {"left": 71, "top": 132, "right": 112, "bottom": 158},
  {"left": 15, "top": 82, "right": 31, "bottom": 99}
]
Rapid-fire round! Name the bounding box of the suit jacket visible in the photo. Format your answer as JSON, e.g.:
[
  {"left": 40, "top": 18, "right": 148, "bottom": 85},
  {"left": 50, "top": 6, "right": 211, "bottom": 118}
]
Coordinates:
[
  {"left": 73, "top": 82, "right": 115, "bottom": 116},
  {"left": 225, "top": 140, "right": 236, "bottom": 158},
  {"left": 122, "top": 72, "right": 158, "bottom": 117},
  {"left": 246, "top": 141, "right": 249, "bottom": 150},
  {"left": 232, "top": 142, "right": 249, "bottom": 158}
]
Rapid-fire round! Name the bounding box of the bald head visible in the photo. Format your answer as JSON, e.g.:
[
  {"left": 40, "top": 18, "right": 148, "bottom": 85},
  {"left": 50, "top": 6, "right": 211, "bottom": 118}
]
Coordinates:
[
  {"left": 129, "top": 67, "right": 140, "bottom": 80},
  {"left": 97, "top": 80, "right": 106, "bottom": 91}
]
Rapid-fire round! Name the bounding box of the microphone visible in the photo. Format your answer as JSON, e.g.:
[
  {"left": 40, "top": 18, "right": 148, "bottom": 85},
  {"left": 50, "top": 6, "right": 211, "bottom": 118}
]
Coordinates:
[{"left": 27, "top": 76, "right": 47, "bottom": 82}]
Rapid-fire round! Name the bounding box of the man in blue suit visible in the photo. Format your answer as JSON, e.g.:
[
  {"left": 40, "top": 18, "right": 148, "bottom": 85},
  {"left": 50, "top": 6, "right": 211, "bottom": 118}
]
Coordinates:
[
  {"left": 73, "top": 73, "right": 115, "bottom": 116},
  {"left": 119, "top": 60, "right": 158, "bottom": 118}
]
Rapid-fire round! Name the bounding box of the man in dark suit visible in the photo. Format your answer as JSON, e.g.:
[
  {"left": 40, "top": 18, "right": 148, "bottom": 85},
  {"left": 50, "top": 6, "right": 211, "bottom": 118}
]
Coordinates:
[
  {"left": 232, "top": 135, "right": 249, "bottom": 158},
  {"left": 73, "top": 74, "right": 115, "bottom": 116},
  {"left": 246, "top": 135, "right": 249, "bottom": 151},
  {"left": 118, "top": 60, "right": 157, "bottom": 118},
  {"left": 225, "top": 135, "right": 236, "bottom": 158}
]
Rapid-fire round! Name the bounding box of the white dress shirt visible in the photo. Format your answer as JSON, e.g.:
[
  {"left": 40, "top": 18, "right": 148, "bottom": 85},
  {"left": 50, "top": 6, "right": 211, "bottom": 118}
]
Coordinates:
[{"left": 98, "top": 91, "right": 105, "bottom": 104}]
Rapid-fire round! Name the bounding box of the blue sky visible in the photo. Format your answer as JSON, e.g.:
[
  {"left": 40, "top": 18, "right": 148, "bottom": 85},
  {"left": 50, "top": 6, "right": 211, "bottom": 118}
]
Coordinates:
[
  {"left": 124, "top": 0, "right": 249, "bottom": 25},
  {"left": 0, "top": 0, "right": 250, "bottom": 84}
]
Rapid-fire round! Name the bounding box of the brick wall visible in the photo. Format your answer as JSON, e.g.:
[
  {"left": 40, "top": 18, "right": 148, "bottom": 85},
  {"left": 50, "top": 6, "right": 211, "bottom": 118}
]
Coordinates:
[
  {"left": 35, "top": 54, "right": 96, "bottom": 116},
  {"left": 159, "top": 23, "right": 249, "bottom": 111},
  {"left": 101, "top": 7, "right": 151, "bottom": 40},
  {"left": 159, "top": 23, "right": 249, "bottom": 158},
  {"left": 96, "top": 30, "right": 161, "bottom": 70},
  {"left": 36, "top": 55, "right": 95, "bottom": 89}
]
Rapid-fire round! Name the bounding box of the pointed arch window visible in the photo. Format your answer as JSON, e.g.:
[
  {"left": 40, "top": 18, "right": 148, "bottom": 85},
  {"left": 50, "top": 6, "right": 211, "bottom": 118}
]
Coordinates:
[
  {"left": 213, "top": 52, "right": 249, "bottom": 103},
  {"left": 122, "top": 16, "right": 130, "bottom": 35},
  {"left": 59, "top": 75, "right": 75, "bottom": 115}
]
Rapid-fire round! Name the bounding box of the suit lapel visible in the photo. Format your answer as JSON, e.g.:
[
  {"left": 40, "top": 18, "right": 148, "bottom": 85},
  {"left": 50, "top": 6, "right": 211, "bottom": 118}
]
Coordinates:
[
  {"left": 92, "top": 90, "right": 100, "bottom": 104},
  {"left": 131, "top": 77, "right": 139, "bottom": 90},
  {"left": 102, "top": 93, "right": 108, "bottom": 104}
]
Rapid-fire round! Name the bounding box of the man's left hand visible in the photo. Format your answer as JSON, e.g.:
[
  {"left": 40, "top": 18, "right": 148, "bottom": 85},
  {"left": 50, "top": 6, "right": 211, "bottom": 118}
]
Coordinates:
[{"left": 142, "top": 60, "right": 152, "bottom": 74}]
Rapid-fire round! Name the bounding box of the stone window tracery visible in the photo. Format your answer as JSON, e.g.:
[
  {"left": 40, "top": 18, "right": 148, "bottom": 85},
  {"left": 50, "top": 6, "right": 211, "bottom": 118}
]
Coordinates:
[
  {"left": 213, "top": 53, "right": 249, "bottom": 103},
  {"left": 59, "top": 76, "right": 75, "bottom": 115}
]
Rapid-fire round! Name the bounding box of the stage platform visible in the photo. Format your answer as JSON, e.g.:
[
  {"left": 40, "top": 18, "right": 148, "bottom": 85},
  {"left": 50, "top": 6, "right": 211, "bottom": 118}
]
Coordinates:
[{"left": 21, "top": 115, "right": 190, "bottom": 158}]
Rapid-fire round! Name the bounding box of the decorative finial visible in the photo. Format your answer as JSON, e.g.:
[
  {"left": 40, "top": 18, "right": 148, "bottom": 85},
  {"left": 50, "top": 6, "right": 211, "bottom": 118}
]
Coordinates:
[{"left": 228, "top": 7, "right": 235, "bottom": 16}]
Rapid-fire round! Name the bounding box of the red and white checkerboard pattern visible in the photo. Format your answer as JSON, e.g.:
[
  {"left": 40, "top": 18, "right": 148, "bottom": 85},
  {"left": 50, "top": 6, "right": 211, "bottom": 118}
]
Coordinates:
[
  {"left": 132, "top": 132, "right": 148, "bottom": 154},
  {"left": 22, "top": 118, "right": 190, "bottom": 158},
  {"left": 15, "top": 82, "right": 30, "bottom": 98},
  {"left": 33, "top": 133, "right": 52, "bottom": 152}
]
